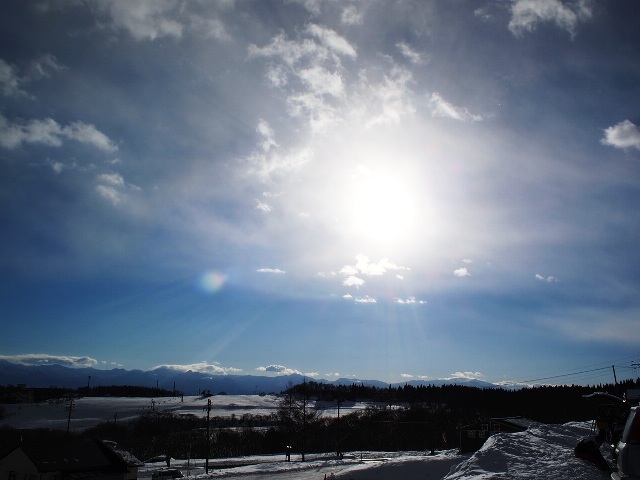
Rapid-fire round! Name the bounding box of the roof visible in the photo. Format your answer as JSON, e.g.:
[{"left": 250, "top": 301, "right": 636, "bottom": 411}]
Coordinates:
[
  {"left": 8, "top": 438, "right": 128, "bottom": 474},
  {"left": 103, "top": 441, "right": 144, "bottom": 467}
]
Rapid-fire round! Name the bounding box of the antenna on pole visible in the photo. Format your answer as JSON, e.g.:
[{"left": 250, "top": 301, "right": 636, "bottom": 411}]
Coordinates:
[{"left": 205, "top": 398, "right": 212, "bottom": 474}]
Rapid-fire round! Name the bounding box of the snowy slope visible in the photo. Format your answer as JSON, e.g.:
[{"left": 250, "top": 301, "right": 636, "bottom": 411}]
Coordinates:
[{"left": 443, "top": 422, "right": 610, "bottom": 480}]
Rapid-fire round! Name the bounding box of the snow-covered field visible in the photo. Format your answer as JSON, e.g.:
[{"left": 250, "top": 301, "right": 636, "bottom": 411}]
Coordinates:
[
  {"left": 1, "top": 395, "right": 374, "bottom": 431},
  {"left": 1, "top": 396, "right": 612, "bottom": 479}
]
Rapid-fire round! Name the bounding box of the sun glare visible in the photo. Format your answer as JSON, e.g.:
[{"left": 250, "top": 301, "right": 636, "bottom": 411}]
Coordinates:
[{"left": 347, "top": 166, "right": 417, "bottom": 246}]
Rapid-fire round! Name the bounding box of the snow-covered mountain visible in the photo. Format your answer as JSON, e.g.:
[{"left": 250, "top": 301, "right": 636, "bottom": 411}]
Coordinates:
[{"left": 0, "top": 361, "right": 500, "bottom": 394}]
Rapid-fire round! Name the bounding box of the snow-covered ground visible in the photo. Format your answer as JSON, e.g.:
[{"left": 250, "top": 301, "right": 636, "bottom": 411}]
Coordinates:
[
  {"left": 1, "top": 395, "right": 375, "bottom": 431},
  {"left": 2, "top": 396, "right": 612, "bottom": 479},
  {"left": 139, "top": 421, "right": 610, "bottom": 480}
]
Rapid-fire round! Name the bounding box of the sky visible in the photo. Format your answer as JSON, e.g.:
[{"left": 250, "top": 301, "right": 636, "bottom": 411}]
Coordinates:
[{"left": 1, "top": 0, "right": 640, "bottom": 387}]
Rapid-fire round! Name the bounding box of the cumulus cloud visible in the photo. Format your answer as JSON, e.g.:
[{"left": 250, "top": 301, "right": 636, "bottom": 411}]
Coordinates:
[
  {"left": 508, "top": 0, "right": 593, "bottom": 38},
  {"left": 255, "top": 200, "right": 272, "bottom": 212},
  {"left": 0, "top": 54, "right": 65, "bottom": 99},
  {"left": 396, "top": 42, "right": 425, "bottom": 65},
  {"left": 601, "top": 120, "right": 640, "bottom": 150},
  {"left": 343, "top": 275, "right": 365, "bottom": 287},
  {"left": 248, "top": 25, "right": 356, "bottom": 133},
  {"left": 342, "top": 254, "right": 408, "bottom": 277},
  {"left": 257, "top": 267, "right": 286, "bottom": 274},
  {"left": 363, "top": 64, "right": 416, "bottom": 127},
  {"left": 256, "top": 364, "right": 302, "bottom": 375},
  {"left": 0, "top": 115, "right": 117, "bottom": 152},
  {"left": 152, "top": 362, "right": 242, "bottom": 374},
  {"left": 451, "top": 371, "right": 484, "bottom": 380},
  {"left": 246, "top": 121, "right": 312, "bottom": 181},
  {"left": 354, "top": 295, "right": 377, "bottom": 304},
  {"left": 305, "top": 24, "right": 357, "bottom": 58},
  {"left": 95, "top": 172, "right": 139, "bottom": 206},
  {"left": 429, "top": 93, "right": 483, "bottom": 122},
  {"left": 535, "top": 274, "right": 558, "bottom": 282},
  {"left": 96, "top": 0, "right": 183, "bottom": 41},
  {"left": 394, "top": 296, "right": 427, "bottom": 304},
  {"left": 0, "top": 354, "right": 98, "bottom": 368},
  {"left": 454, "top": 267, "right": 471, "bottom": 277}
]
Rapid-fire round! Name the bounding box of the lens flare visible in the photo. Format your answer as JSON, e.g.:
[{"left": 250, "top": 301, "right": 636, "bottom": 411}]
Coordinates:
[{"left": 200, "top": 271, "right": 227, "bottom": 293}]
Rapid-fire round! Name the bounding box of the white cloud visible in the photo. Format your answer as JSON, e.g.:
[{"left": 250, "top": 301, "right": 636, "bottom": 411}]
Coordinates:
[
  {"left": 0, "top": 354, "right": 98, "bottom": 368},
  {"left": 0, "top": 59, "right": 27, "bottom": 97},
  {"left": 153, "top": 362, "right": 242, "bottom": 374},
  {"left": 27, "top": 53, "right": 65, "bottom": 80},
  {"left": 354, "top": 295, "right": 377, "bottom": 303},
  {"left": 451, "top": 371, "right": 484, "bottom": 380},
  {"left": 535, "top": 274, "right": 558, "bottom": 282},
  {"left": 257, "top": 268, "right": 286, "bottom": 274},
  {"left": 508, "top": 0, "right": 593, "bottom": 38},
  {"left": 248, "top": 26, "right": 355, "bottom": 132},
  {"left": 429, "top": 93, "right": 483, "bottom": 122},
  {"left": 396, "top": 42, "right": 425, "bottom": 65},
  {"left": 256, "top": 364, "right": 302, "bottom": 375},
  {"left": 341, "top": 5, "right": 363, "bottom": 25},
  {"left": 601, "top": 120, "right": 640, "bottom": 150},
  {"left": 401, "top": 373, "right": 413, "bottom": 378},
  {"left": 257, "top": 119, "right": 278, "bottom": 152},
  {"left": 96, "top": 0, "right": 183, "bottom": 41},
  {"left": 342, "top": 254, "right": 408, "bottom": 277},
  {"left": 95, "top": 172, "right": 138, "bottom": 206},
  {"left": 364, "top": 64, "right": 416, "bottom": 127},
  {"left": 343, "top": 275, "right": 365, "bottom": 287},
  {"left": 247, "top": 145, "right": 312, "bottom": 181},
  {"left": 394, "top": 296, "right": 427, "bottom": 304},
  {"left": 255, "top": 200, "right": 272, "bottom": 212},
  {"left": 0, "top": 115, "right": 117, "bottom": 152},
  {"left": 454, "top": 267, "right": 471, "bottom": 277},
  {"left": 305, "top": 24, "right": 357, "bottom": 58},
  {"left": 298, "top": 65, "right": 345, "bottom": 98},
  {"left": 342, "top": 294, "right": 353, "bottom": 299},
  {"left": 189, "top": 15, "right": 231, "bottom": 41}
]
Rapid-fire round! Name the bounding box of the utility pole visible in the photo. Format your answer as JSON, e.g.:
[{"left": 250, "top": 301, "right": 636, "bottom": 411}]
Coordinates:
[
  {"left": 302, "top": 378, "right": 306, "bottom": 462},
  {"left": 336, "top": 396, "right": 341, "bottom": 458},
  {"left": 66, "top": 397, "right": 75, "bottom": 433},
  {"left": 613, "top": 365, "right": 618, "bottom": 385},
  {"left": 205, "top": 398, "right": 212, "bottom": 474}
]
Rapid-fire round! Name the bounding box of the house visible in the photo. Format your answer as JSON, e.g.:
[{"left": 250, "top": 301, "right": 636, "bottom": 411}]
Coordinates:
[
  {"left": 0, "top": 438, "right": 142, "bottom": 480},
  {"left": 458, "top": 416, "right": 534, "bottom": 453}
]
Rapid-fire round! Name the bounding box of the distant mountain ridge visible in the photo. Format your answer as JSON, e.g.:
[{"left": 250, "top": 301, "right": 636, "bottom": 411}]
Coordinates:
[{"left": 0, "top": 360, "right": 498, "bottom": 395}]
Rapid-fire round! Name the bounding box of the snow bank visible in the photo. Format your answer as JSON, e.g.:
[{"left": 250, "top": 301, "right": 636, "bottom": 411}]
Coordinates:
[{"left": 444, "top": 422, "right": 610, "bottom": 479}]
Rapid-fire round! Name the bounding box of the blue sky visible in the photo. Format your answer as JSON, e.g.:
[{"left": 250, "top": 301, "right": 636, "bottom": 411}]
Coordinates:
[{"left": 1, "top": 0, "right": 639, "bottom": 386}]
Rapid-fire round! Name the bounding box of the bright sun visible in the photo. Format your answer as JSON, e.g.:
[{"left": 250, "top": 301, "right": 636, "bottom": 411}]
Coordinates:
[{"left": 347, "top": 165, "right": 417, "bottom": 246}]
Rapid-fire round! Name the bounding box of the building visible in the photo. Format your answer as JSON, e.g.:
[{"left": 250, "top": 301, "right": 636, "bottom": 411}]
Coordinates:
[{"left": 0, "top": 438, "right": 142, "bottom": 480}]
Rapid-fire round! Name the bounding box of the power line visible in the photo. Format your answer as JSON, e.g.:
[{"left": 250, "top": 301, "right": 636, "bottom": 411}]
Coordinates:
[{"left": 519, "top": 366, "right": 612, "bottom": 384}]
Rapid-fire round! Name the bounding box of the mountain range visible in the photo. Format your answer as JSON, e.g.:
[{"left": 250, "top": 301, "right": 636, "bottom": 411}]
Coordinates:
[{"left": 0, "top": 360, "right": 498, "bottom": 395}]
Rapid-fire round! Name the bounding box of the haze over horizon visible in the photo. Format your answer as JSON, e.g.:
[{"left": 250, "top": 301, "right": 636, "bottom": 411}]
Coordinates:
[{"left": 1, "top": 1, "right": 639, "bottom": 387}]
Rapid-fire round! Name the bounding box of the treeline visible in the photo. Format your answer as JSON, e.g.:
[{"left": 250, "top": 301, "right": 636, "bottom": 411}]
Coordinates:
[
  {"left": 2, "top": 378, "right": 638, "bottom": 461},
  {"left": 287, "top": 378, "right": 640, "bottom": 423},
  {"left": 0, "top": 384, "right": 176, "bottom": 404},
  {"left": 78, "top": 385, "right": 177, "bottom": 398}
]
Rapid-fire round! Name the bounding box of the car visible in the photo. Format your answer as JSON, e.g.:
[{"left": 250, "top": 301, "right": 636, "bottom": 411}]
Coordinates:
[
  {"left": 152, "top": 469, "right": 184, "bottom": 480},
  {"left": 612, "top": 406, "right": 640, "bottom": 479}
]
